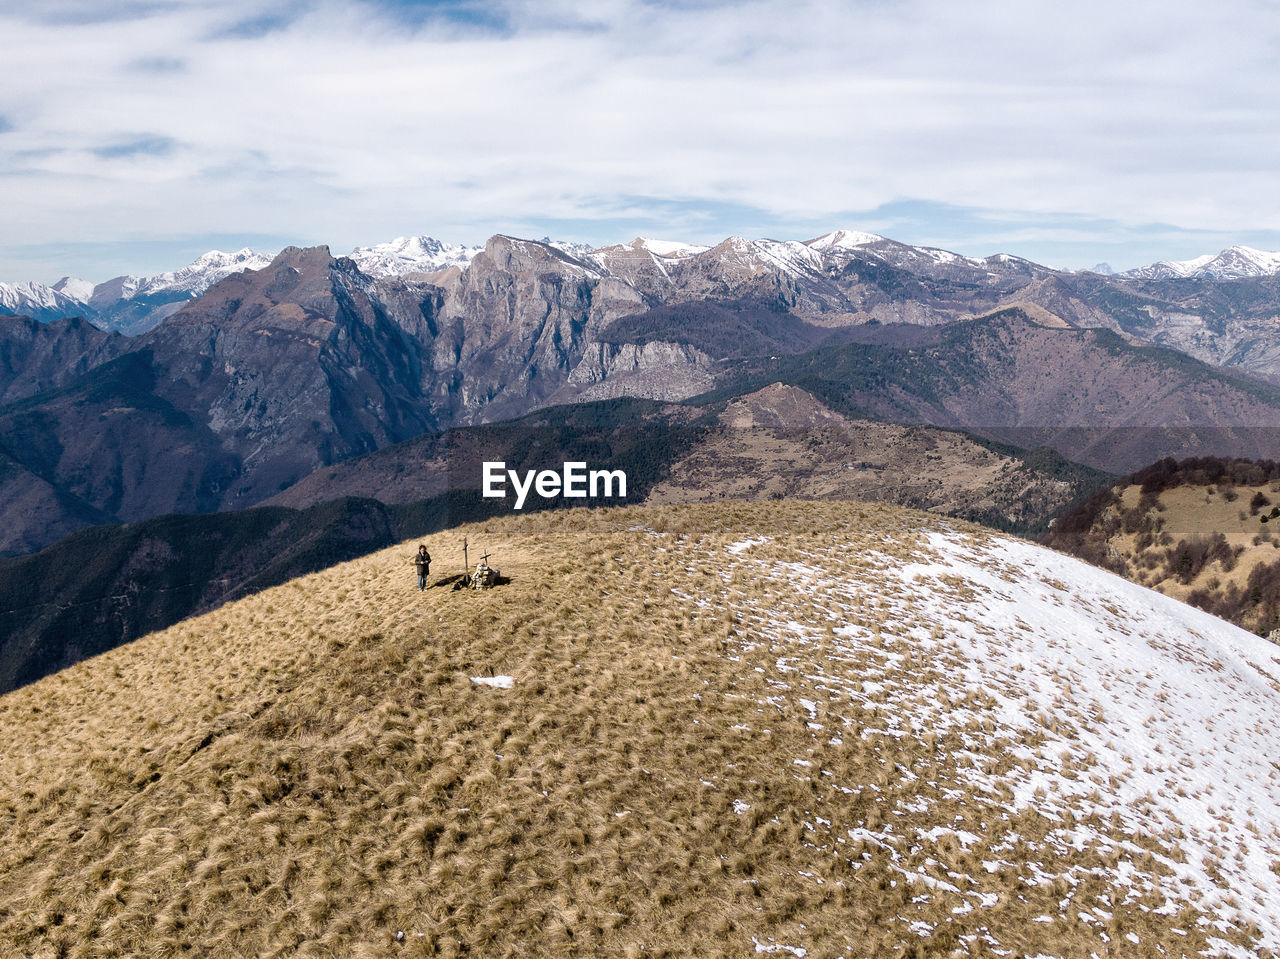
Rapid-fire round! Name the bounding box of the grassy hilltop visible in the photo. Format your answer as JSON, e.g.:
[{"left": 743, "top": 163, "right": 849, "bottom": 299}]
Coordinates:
[{"left": 1, "top": 501, "right": 1278, "bottom": 958}]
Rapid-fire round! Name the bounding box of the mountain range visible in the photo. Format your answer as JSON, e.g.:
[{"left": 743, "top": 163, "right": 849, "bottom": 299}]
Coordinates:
[
  {"left": 7, "top": 233, "right": 1280, "bottom": 369},
  {"left": 5, "top": 228, "right": 1280, "bottom": 563},
  {"left": 0, "top": 236, "right": 483, "bottom": 335},
  {"left": 2, "top": 249, "right": 274, "bottom": 335},
  {"left": 1121, "top": 244, "right": 1280, "bottom": 280}
]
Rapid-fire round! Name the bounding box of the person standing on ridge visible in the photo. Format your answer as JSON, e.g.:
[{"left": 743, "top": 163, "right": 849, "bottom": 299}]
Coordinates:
[{"left": 413, "top": 545, "right": 431, "bottom": 590}]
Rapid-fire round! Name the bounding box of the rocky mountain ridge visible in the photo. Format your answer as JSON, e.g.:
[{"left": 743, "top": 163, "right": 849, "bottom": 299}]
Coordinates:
[
  {"left": 7, "top": 231, "right": 1280, "bottom": 368},
  {"left": 6, "top": 232, "right": 1280, "bottom": 557},
  {"left": 1120, "top": 244, "right": 1280, "bottom": 280}
]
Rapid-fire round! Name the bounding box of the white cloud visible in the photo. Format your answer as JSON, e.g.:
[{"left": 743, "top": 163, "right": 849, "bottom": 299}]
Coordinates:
[{"left": 2, "top": 0, "right": 1279, "bottom": 278}]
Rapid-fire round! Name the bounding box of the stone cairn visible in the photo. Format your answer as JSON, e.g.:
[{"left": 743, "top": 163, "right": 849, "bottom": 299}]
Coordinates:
[{"left": 470, "top": 559, "right": 500, "bottom": 589}]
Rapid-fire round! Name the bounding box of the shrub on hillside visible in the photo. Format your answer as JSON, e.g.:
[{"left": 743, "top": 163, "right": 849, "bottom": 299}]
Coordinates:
[
  {"left": 1163, "top": 533, "right": 1239, "bottom": 586},
  {"left": 1187, "top": 557, "right": 1280, "bottom": 636},
  {"left": 1133, "top": 457, "right": 1280, "bottom": 496}
]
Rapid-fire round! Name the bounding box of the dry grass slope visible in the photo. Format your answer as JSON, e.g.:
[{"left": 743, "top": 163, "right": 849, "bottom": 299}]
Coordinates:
[
  {"left": 1047, "top": 465, "right": 1280, "bottom": 635},
  {"left": 0, "top": 501, "right": 1267, "bottom": 958}
]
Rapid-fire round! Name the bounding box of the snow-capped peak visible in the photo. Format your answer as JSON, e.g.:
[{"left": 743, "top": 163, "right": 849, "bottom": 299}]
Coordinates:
[
  {"left": 0, "top": 280, "right": 84, "bottom": 315},
  {"left": 626, "top": 237, "right": 709, "bottom": 258},
  {"left": 52, "top": 276, "right": 94, "bottom": 303},
  {"left": 348, "top": 235, "right": 483, "bottom": 277},
  {"left": 1200, "top": 245, "right": 1280, "bottom": 278},
  {"left": 804, "top": 229, "right": 884, "bottom": 252},
  {"left": 1126, "top": 252, "right": 1216, "bottom": 280},
  {"left": 1124, "top": 245, "right": 1280, "bottom": 281},
  {"left": 130, "top": 248, "right": 273, "bottom": 299}
]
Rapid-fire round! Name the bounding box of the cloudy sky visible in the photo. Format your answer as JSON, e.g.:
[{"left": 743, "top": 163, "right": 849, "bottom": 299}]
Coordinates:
[{"left": 3, "top": 0, "right": 1279, "bottom": 282}]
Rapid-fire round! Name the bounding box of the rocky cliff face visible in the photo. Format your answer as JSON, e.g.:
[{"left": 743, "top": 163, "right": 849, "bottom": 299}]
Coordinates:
[
  {"left": 0, "top": 314, "right": 127, "bottom": 404},
  {"left": 141, "top": 246, "right": 441, "bottom": 506},
  {"left": 564, "top": 340, "right": 715, "bottom": 403},
  {"left": 426, "top": 236, "right": 623, "bottom": 422},
  {"left": 1092, "top": 274, "right": 1280, "bottom": 378}
]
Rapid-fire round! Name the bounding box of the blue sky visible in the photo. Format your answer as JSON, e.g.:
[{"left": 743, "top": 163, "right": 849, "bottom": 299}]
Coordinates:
[{"left": 3, "top": 0, "right": 1280, "bottom": 282}]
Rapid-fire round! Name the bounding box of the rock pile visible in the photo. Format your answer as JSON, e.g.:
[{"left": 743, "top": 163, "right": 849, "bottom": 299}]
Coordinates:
[{"left": 470, "top": 561, "right": 500, "bottom": 589}]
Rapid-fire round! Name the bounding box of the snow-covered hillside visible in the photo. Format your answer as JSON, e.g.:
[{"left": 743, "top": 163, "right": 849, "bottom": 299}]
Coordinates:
[{"left": 715, "top": 522, "right": 1280, "bottom": 957}]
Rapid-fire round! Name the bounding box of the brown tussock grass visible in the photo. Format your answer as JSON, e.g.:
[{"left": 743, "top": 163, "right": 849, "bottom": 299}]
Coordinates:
[{"left": 0, "top": 500, "right": 1257, "bottom": 958}]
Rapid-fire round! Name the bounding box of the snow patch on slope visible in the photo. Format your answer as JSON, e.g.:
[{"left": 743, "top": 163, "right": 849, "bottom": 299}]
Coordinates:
[
  {"left": 694, "top": 524, "right": 1280, "bottom": 956},
  {"left": 895, "top": 532, "right": 1280, "bottom": 952},
  {"left": 750, "top": 239, "right": 825, "bottom": 276},
  {"left": 471, "top": 675, "right": 515, "bottom": 689}
]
